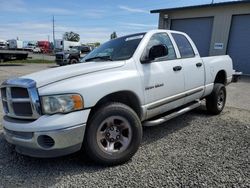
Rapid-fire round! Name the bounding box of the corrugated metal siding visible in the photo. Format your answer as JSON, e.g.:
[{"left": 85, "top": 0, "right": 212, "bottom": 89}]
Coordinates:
[
  {"left": 227, "top": 15, "right": 250, "bottom": 74},
  {"left": 170, "top": 17, "right": 213, "bottom": 57}
]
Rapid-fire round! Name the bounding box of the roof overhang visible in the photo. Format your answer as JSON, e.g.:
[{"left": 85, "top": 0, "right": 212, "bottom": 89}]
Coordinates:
[{"left": 151, "top": 1, "right": 250, "bottom": 13}]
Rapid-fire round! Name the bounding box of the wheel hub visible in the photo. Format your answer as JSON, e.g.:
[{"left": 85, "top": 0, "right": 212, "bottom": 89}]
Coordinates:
[
  {"left": 105, "top": 126, "right": 120, "bottom": 142},
  {"left": 97, "top": 116, "right": 132, "bottom": 154},
  {"left": 217, "top": 90, "right": 225, "bottom": 109}
]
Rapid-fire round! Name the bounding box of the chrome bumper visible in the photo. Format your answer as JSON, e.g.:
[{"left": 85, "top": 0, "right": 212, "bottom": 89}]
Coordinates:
[{"left": 3, "top": 124, "right": 86, "bottom": 158}]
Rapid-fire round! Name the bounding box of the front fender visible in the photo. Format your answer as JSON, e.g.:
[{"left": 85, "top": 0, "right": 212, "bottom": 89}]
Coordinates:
[{"left": 37, "top": 68, "right": 145, "bottom": 109}]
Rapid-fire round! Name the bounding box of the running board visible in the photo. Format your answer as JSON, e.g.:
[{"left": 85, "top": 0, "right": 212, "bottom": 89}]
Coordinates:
[{"left": 143, "top": 101, "right": 201, "bottom": 127}]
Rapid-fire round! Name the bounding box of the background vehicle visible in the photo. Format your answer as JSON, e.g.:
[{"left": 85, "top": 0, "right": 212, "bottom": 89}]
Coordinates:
[
  {"left": 23, "top": 41, "right": 37, "bottom": 51},
  {"left": 1, "top": 30, "right": 238, "bottom": 165},
  {"left": 7, "top": 39, "right": 23, "bottom": 50},
  {"left": 0, "top": 39, "right": 8, "bottom": 49},
  {"left": 55, "top": 45, "right": 91, "bottom": 66},
  {"left": 32, "top": 47, "right": 42, "bottom": 53},
  {"left": 54, "top": 39, "right": 81, "bottom": 52},
  {"left": 37, "top": 41, "right": 51, "bottom": 53},
  {"left": 0, "top": 50, "right": 28, "bottom": 62}
]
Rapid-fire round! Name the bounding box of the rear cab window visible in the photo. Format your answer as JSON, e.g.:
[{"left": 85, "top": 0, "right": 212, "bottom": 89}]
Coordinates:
[{"left": 172, "top": 33, "right": 195, "bottom": 58}]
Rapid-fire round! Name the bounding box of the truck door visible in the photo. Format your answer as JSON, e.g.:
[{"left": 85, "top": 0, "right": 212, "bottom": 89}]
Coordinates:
[
  {"left": 171, "top": 33, "right": 205, "bottom": 103},
  {"left": 139, "top": 32, "right": 185, "bottom": 119}
]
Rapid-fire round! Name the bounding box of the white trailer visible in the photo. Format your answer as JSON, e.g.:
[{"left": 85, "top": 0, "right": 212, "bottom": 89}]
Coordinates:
[
  {"left": 54, "top": 39, "right": 80, "bottom": 51},
  {"left": 8, "top": 39, "right": 23, "bottom": 50}
]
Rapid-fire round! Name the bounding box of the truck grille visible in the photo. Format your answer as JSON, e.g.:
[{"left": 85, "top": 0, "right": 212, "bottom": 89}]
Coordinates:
[
  {"left": 55, "top": 54, "right": 63, "bottom": 60},
  {"left": 1, "top": 78, "right": 41, "bottom": 120}
]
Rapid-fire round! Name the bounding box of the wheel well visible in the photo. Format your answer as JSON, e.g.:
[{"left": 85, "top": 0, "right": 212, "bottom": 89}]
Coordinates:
[
  {"left": 88, "top": 91, "right": 142, "bottom": 121},
  {"left": 214, "top": 70, "right": 226, "bottom": 85}
]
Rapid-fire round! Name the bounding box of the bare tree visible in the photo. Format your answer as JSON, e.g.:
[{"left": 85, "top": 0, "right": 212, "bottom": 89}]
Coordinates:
[{"left": 110, "top": 32, "right": 117, "bottom": 40}]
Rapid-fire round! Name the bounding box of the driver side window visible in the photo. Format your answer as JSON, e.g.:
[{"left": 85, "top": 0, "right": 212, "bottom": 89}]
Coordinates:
[{"left": 145, "top": 33, "right": 176, "bottom": 61}]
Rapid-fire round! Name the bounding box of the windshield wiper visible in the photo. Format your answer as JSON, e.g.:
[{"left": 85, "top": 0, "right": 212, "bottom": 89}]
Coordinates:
[{"left": 85, "top": 56, "right": 113, "bottom": 62}]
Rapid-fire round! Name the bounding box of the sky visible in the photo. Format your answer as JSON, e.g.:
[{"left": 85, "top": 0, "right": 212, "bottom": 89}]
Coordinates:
[{"left": 0, "top": 0, "right": 239, "bottom": 44}]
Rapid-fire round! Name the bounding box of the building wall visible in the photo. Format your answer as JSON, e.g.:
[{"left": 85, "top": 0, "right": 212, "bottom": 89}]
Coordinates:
[{"left": 158, "top": 4, "right": 250, "bottom": 56}]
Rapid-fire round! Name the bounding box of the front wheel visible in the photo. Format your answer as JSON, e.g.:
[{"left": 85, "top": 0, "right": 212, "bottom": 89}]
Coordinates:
[
  {"left": 83, "top": 103, "right": 142, "bottom": 165},
  {"left": 69, "top": 58, "right": 78, "bottom": 64},
  {"left": 206, "top": 83, "right": 226, "bottom": 115}
]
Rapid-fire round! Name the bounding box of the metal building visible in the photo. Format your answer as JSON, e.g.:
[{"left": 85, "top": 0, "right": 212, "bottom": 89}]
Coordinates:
[{"left": 151, "top": 1, "right": 250, "bottom": 74}]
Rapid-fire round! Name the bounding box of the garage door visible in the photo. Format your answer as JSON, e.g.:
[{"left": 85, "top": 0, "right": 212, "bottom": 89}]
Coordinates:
[
  {"left": 171, "top": 17, "right": 213, "bottom": 57},
  {"left": 227, "top": 15, "right": 250, "bottom": 75}
]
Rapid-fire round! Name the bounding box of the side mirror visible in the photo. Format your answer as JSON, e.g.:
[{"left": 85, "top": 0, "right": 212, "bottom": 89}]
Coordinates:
[
  {"left": 141, "top": 44, "right": 168, "bottom": 64},
  {"left": 149, "top": 44, "right": 168, "bottom": 60}
]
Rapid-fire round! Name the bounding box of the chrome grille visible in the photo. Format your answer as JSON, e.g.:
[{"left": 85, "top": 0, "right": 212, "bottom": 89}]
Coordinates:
[{"left": 1, "top": 78, "right": 41, "bottom": 120}]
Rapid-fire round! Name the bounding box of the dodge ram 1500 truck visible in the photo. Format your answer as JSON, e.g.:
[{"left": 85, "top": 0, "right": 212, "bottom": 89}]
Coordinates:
[{"left": 1, "top": 30, "right": 237, "bottom": 165}]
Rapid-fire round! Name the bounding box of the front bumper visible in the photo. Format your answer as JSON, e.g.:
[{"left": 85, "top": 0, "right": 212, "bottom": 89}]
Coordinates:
[
  {"left": 4, "top": 124, "right": 85, "bottom": 158},
  {"left": 2, "top": 109, "right": 90, "bottom": 158}
]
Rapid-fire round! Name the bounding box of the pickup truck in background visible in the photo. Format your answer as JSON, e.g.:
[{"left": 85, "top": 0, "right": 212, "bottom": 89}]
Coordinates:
[
  {"left": 55, "top": 45, "right": 91, "bottom": 66},
  {"left": 1, "top": 30, "right": 238, "bottom": 165}
]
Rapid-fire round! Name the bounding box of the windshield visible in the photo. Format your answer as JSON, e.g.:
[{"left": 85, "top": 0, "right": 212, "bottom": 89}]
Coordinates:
[{"left": 82, "top": 33, "right": 145, "bottom": 62}]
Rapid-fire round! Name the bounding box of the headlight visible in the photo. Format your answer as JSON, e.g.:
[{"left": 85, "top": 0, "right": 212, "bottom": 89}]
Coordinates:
[
  {"left": 63, "top": 54, "right": 69, "bottom": 59},
  {"left": 41, "top": 94, "right": 84, "bottom": 114}
]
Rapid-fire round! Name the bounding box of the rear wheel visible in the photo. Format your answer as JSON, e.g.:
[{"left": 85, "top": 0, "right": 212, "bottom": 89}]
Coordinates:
[
  {"left": 83, "top": 103, "right": 142, "bottom": 165},
  {"left": 206, "top": 83, "right": 226, "bottom": 115}
]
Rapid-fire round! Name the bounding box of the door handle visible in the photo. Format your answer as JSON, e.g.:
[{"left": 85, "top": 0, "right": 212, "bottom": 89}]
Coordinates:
[
  {"left": 173, "top": 66, "right": 182, "bottom": 71},
  {"left": 196, "top": 62, "right": 203, "bottom": 67}
]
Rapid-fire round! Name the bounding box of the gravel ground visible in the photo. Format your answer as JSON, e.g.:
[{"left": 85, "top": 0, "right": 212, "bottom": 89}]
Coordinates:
[
  {"left": 0, "top": 107, "right": 249, "bottom": 187},
  {"left": 0, "top": 64, "right": 249, "bottom": 187}
]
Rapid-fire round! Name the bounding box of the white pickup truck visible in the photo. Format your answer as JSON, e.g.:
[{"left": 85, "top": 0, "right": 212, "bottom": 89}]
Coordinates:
[{"left": 1, "top": 30, "right": 237, "bottom": 165}]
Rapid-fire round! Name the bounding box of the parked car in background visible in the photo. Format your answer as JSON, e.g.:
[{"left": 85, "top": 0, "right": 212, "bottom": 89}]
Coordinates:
[
  {"left": 1, "top": 30, "right": 239, "bottom": 165},
  {"left": 33, "top": 47, "right": 42, "bottom": 53},
  {"left": 55, "top": 45, "right": 91, "bottom": 66}
]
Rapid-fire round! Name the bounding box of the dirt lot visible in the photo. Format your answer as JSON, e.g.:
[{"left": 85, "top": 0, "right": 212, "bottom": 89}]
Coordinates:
[
  {"left": 28, "top": 52, "right": 55, "bottom": 61},
  {"left": 0, "top": 63, "right": 249, "bottom": 187}
]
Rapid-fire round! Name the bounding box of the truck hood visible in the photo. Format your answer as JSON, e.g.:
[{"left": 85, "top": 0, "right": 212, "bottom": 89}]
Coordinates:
[{"left": 22, "top": 61, "right": 125, "bottom": 88}]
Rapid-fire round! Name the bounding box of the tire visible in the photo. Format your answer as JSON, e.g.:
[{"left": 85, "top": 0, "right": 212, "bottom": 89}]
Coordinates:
[
  {"left": 206, "top": 83, "right": 226, "bottom": 115},
  {"left": 69, "top": 58, "right": 78, "bottom": 64},
  {"left": 83, "top": 103, "right": 142, "bottom": 166}
]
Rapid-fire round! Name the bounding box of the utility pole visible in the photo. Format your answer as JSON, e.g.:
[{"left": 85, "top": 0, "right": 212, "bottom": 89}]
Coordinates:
[
  {"left": 211, "top": 0, "right": 214, "bottom": 4},
  {"left": 52, "top": 15, "right": 55, "bottom": 50}
]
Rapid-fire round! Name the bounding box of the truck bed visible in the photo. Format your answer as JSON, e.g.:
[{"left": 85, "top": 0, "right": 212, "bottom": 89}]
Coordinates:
[
  {"left": 0, "top": 50, "right": 29, "bottom": 61},
  {"left": 201, "top": 55, "right": 234, "bottom": 96}
]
